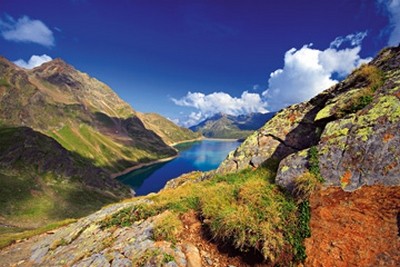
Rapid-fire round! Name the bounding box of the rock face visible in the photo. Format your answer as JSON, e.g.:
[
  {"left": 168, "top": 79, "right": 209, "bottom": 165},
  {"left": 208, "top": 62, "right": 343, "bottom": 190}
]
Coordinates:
[{"left": 220, "top": 46, "right": 400, "bottom": 192}]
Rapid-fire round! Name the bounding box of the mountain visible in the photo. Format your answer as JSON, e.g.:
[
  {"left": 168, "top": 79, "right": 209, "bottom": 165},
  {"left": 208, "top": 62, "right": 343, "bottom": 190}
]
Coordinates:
[
  {"left": 0, "top": 56, "right": 198, "bottom": 229},
  {"left": 189, "top": 112, "right": 275, "bottom": 139},
  {"left": 2, "top": 47, "right": 400, "bottom": 266},
  {"left": 137, "top": 112, "right": 202, "bottom": 145},
  {"left": 0, "top": 126, "right": 131, "bottom": 228},
  {"left": 0, "top": 57, "right": 197, "bottom": 173}
]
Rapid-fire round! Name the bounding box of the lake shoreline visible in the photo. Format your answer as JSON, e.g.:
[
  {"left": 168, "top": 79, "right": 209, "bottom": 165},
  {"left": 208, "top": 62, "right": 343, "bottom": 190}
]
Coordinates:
[
  {"left": 110, "top": 156, "right": 177, "bottom": 179},
  {"left": 111, "top": 137, "right": 204, "bottom": 179},
  {"left": 111, "top": 137, "right": 240, "bottom": 180}
]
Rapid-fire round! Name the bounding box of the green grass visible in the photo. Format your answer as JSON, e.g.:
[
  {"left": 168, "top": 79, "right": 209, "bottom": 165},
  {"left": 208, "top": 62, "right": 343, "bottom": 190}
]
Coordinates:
[
  {"left": 0, "top": 167, "right": 119, "bottom": 229},
  {"left": 0, "top": 78, "right": 10, "bottom": 87},
  {"left": 100, "top": 167, "right": 309, "bottom": 264},
  {"left": 49, "top": 124, "right": 157, "bottom": 172}
]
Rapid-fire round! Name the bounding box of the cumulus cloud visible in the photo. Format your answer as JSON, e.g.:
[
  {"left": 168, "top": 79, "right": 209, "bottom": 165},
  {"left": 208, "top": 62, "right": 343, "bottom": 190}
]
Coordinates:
[
  {"left": 0, "top": 15, "right": 54, "bottom": 47},
  {"left": 173, "top": 32, "right": 370, "bottom": 126},
  {"left": 14, "top": 54, "right": 52, "bottom": 69},
  {"left": 172, "top": 91, "right": 268, "bottom": 127},
  {"left": 378, "top": 0, "right": 400, "bottom": 46},
  {"left": 262, "top": 32, "right": 371, "bottom": 111}
]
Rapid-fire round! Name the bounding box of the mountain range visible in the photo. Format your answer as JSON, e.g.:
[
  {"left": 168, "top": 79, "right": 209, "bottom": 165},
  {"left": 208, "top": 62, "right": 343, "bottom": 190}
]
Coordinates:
[
  {"left": 1, "top": 47, "right": 400, "bottom": 266},
  {"left": 0, "top": 57, "right": 200, "bottom": 228},
  {"left": 190, "top": 112, "right": 275, "bottom": 139}
]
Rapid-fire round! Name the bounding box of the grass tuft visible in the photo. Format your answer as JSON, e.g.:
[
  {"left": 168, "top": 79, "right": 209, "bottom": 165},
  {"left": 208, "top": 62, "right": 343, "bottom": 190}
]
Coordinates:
[{"left": 152, "top": 211, "right": 183, "bottom": 243}]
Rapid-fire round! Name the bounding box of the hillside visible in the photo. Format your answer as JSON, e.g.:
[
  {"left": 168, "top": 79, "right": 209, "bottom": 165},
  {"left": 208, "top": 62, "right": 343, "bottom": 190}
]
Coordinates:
[
  {"left": 137, "top": 112, "right": 202, "bottom": 145},
  {"left": 0, "top": 126, "right": 131, "bottom": 229},
  {"left": 0, "top": 57, "right": 197, "bottom": 173},
  {"left": 0, "top": 56, "right": 199, "bottom": 236},
  {"left": 190, "top": 112, "right": 275, "bottom": 139},
  {"left": 1, "top": 47, "right": 400, "bottom": 266}
]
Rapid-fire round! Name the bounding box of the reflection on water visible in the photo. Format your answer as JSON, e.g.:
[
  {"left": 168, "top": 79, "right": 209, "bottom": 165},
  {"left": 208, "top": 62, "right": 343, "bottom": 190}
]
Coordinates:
[{"left": 117, "top": 140, "right": 240, "bottom": 196}]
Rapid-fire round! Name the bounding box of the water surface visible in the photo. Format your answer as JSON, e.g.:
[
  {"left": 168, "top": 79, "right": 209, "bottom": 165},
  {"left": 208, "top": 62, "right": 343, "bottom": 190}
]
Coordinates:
[{"left": 117, "top": 140, "right": 240, "bottom": 196}]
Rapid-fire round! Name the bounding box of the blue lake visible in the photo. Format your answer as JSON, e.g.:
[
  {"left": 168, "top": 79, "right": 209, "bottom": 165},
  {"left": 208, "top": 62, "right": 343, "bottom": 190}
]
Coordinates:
[{"left": 117, "top": 140, "right": 241, "bottom": 196}]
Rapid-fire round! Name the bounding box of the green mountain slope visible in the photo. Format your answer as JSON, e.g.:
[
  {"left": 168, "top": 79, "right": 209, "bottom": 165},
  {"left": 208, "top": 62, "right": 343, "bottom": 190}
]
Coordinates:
[
  {"left": 137, "top": 112, "right": 202, "bottom": 145},
  {"left": 0, "top": 57, "right": 192, "bottom": 172},
  {"left": 0, "top": 126, "right": 131, "bottom": 229}
]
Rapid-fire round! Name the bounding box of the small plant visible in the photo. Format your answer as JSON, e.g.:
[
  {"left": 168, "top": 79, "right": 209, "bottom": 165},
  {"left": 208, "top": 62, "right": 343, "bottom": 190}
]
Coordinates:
[
  {"left": 308, "top": 146, "right": 323, "bottom": 183},
  {"left": 99, "top": 203, "right": 161, "bottom": 229},
  {"left": 162, "top": 253, "right": 175, "bottom": 263},
  {"left": 293, "top": 172, "right": 321, "bottom": 201},
  {"left": 152, "top": 211, "right": 183, "bottom": 243}
]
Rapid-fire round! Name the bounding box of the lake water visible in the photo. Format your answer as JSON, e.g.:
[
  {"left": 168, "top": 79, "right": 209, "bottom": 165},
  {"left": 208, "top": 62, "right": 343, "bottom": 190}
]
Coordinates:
[{"left": 117, "top": 140, "right": 241, "bottom": 196}]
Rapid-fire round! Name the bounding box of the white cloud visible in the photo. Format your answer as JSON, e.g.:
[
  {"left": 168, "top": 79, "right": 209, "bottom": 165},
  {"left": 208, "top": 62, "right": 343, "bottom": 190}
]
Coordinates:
[
  {"left": 174, "top": 32, "right": 371, "bottom": 126},
  {"left": 14, "top": 54, "right": 52, "bottom": 69},
  {"left": 172, "top": 91, "right": 268, "bottom": 127},
  {"left": 378, "top": 0, "right": 400, "bottom": 46},
  {"left": 262, "top": 32, "right": 371, "bottom": 111},
  {"left": 0, "top": 15, "right": 54, "bottom": 47},
  {"left": 329, "top": 32, "right": 368, "bottom": 48}
]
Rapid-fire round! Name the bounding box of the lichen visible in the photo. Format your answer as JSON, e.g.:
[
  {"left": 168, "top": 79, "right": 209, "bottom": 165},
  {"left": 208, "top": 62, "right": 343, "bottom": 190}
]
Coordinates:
[
  {"left": 359, "top": 95, "right": 400, "bottom": 124},
  {"left": 281, "top": 166, "right": 290, "bottom": 173},
  {"left": 315, "top": 105, "right": 334, "bottom": 121},
  {"left": 356, "top": 127, "right": 373, "bottom": 142}
]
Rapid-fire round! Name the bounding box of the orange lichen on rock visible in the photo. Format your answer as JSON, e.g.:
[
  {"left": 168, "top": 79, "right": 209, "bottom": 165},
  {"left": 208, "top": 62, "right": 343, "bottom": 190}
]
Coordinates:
[
  {"left": 383, "top": 132, "right": 395, "bottom": 142},
  {"left": 340, "top": 170, "right": 352, "bottom": 187}
]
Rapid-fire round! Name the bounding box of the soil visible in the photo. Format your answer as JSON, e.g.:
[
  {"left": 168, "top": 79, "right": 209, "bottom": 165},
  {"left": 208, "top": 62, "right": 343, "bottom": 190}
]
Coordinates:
[
  {"left": 305, "top": 185, "right": 400, "bottom": 267},
  {"left": 178, "top": 210, "right": 267, "bottom": 267}
]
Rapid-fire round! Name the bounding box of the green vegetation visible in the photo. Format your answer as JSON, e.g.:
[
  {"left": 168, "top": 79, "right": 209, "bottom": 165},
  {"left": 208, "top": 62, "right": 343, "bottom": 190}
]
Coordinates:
[
  {"left": 0, "top": 78, "right": 9, "bottom": 87},
  {"left": 152, "top": 211, "right": 183, "bottom": 243},
  {"left": 49, "top": 124, "right": 157, "bottom": 172},
  {"left": 100, "top": 167, "right": 309, "bottom": 264},
  {"left": 308, "top": 146, "right": 324, "bottom": 183},
  {"left": 99, "top": 203, "right": 161, "bottom": 229}
]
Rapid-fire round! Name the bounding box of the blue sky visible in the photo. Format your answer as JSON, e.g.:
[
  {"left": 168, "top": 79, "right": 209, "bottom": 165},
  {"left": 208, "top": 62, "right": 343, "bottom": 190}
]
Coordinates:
[{"left": 1, "top": 0, "right": 399, "bottom": 126}]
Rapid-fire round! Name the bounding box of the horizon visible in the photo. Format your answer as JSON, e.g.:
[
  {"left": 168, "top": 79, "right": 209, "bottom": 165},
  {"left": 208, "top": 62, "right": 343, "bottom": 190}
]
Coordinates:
[{"left": 1, "top": 0, "right": 399, "bottom": 127}]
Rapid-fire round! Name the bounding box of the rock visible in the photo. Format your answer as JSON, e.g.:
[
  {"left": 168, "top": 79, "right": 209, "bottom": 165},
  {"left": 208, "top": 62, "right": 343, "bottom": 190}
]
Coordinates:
[
  {"left": 183, "top": 243, "right": 201, "bottom": 267},
  {"left": 318, "top": 94, "right": 400, "bottom": 191},
  {"left": 217, "top": 102, "right": 322, "bottom": 174},
  {"left": 275, "top": 149, "right": 309, "bottom": 192}
]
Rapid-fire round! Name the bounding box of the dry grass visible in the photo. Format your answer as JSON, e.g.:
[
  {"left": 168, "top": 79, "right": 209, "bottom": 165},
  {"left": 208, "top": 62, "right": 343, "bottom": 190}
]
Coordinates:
[
  {"left": 293, "top": 172, "right": 321, "bottom": 201},
  {"left": 152, "top": 211, "right": 183, "bottom": 243}
]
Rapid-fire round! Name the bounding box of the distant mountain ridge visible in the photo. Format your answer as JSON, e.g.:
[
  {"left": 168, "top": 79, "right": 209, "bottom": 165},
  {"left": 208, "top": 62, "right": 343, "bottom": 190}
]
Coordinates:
[{"left": 190, "top": 112, "right": 275, "bottom": 139}]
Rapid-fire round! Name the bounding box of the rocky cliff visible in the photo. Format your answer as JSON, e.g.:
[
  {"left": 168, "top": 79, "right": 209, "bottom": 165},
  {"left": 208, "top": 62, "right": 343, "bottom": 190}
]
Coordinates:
[{"left": 1, "top": 47, "right": 400, "bottom": 266}]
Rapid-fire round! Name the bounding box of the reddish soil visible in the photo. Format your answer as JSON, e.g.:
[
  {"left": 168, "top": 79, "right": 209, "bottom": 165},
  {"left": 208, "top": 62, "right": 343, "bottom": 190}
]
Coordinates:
[
  {"left": 305, "top": 185, "right": 400, "bottom": 267},
  {"left": 178, "top": 210, "right": 267, "bottom": 267}
]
